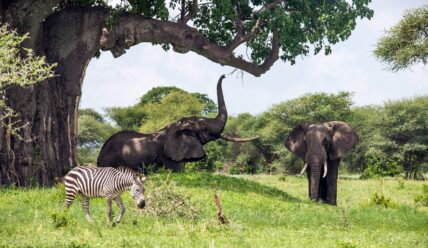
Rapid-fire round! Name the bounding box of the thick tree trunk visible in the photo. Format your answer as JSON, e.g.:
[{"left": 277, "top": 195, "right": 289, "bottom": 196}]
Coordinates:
[{"left": 0, "top": 7, "right": 104, "bottom": 186}]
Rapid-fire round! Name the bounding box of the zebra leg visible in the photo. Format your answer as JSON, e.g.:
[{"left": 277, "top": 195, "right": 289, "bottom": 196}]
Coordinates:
[
  {"left": 65, "top": 190, "right": 76, "bottom": 209},
  {"left": 114, "top": 196, "right": 126, "bottom": 225},
  {"left": 81, "top": 196, "right": 93, "bottom": 224},
  {"left": 106, "top": 197, "right": 113, "bottom": 225}
]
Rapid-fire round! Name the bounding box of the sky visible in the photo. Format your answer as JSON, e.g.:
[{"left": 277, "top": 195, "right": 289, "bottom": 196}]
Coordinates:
[{"left": 80, "top": 0, "right": 428, "bottom": 116}]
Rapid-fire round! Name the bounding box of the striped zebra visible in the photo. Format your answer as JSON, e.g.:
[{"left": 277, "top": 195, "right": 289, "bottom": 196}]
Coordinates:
[{"left": 64, "top": 166, "right": 146, "bottom": 225}]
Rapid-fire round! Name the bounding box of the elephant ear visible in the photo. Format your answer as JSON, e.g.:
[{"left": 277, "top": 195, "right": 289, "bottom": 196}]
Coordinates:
[
  {"left": 284, "top": 123, "right": 310, "bottom": 160},
  {"left": 164, "top": 124, "right": 205, "bottom": 161},
  {"left": 326, "top": 121, "right": 359, "bottom": 160}
]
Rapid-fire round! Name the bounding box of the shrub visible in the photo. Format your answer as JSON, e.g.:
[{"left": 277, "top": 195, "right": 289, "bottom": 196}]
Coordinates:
[
  {"left": 369, "top": 192, "right": 396, "bottom": 208},
  {"left": 414, "top": 184, "right": 428, "bottom": 206},
  {"left": 142, "top": 174, "right": 200, "bottom": 220},
  {"left": 361, "top": 153, "right": 402, "bottom": 178},
  {"left": 50, "top": 211, "right": 72, "bottom": 228}
]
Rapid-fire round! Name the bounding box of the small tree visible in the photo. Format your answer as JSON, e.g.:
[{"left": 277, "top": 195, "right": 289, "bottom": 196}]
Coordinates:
[
  {"left": 380, "top": 96, "right": 428, "bottom": 179},
  {"left": 374, "top": 6, "right": 428, "bottom": 71}
]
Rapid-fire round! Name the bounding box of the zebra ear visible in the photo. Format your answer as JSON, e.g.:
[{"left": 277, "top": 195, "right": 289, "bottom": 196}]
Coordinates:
[
  {"left": 140, "top": 176, "right": 146, "bottom": 183},
  {"left": 133, "top": 175, "right": 139, "bottom": 183}
]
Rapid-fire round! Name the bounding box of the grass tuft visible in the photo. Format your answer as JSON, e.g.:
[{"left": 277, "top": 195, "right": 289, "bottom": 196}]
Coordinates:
[{"left": 369, "top": 192, "right": 397, "bottom": 208}]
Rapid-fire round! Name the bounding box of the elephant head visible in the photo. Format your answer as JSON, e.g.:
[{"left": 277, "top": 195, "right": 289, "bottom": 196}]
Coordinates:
[{"left": 284, "top": 121, "right": 358, "bottom": 203}]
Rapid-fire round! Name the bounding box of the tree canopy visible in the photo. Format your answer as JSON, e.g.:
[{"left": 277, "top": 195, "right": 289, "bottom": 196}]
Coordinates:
[
  {"left": 61, "top": 0, "right": 373, "bottom": 76},
  {"left": 374, "top": 6, "right": 428, "bottom": 71}
]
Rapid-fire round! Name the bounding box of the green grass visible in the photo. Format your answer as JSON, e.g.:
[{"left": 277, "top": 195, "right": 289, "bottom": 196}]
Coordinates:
[{"left": 0, "top": 173, "right": 427, "bottom": 247}]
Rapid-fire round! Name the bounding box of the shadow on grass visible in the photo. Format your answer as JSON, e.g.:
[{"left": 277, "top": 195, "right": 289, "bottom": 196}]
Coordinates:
[{"left": 166, "top": 173, "right": 301, "bottom": 203}]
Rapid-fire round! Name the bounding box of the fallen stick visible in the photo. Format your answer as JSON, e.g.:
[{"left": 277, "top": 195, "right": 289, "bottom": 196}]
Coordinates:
[{"left": 214, "top": 191, "right": 228, "bottom": 225}]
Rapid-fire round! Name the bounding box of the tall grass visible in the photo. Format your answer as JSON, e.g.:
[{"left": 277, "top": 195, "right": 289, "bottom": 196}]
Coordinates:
[{"left": 0, "top": 173, "right": 427, "bottom": 247}]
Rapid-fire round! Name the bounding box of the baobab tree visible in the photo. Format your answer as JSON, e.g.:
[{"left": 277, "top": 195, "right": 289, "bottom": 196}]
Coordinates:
[{"left": 0, "top": 0, "right": 373, "bottom": 186}]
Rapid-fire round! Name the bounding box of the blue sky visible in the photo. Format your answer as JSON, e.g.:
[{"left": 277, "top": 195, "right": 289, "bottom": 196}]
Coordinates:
[{"left": 81, "top": 0, "right": 428, "bottom": 116}]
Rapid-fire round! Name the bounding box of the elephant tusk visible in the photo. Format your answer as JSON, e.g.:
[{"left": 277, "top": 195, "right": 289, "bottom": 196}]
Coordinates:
[
  {"left": 323, "top": 160, "right": 328, "bottom": 178},
  {"left": 299, "top": 163, "right": 308, "bottom": 176},
  {"left": 219, "top": 134, "right": 259, "bottom": 142}
]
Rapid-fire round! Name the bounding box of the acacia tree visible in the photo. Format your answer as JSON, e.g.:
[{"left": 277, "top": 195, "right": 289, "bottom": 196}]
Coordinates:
[
  {"left": 380, "top": 97, "right": 428, "bottom": 179},
  {"left": 0, "top": 0, "right": 373, "bottom": 186},
  {"left": 374, "top": 6, "right": 428, "bottom": 71}
]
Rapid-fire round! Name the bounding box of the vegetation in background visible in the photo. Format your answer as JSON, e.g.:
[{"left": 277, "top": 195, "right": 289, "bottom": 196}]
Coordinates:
[
  {"left": 379, "top": 97, "right": 428, "bottom": 179},
  {"left": 106, "top": 86, "right": 216, "bottom": 131},
  {"left": 79, "top": 89, "right": 427, "bottom": 178},
  {"left": 374, "top": 6, "right": 428, "bottom": 71},
  {"left": 77, "top": 108, "right": 117, "bottom": 164}
]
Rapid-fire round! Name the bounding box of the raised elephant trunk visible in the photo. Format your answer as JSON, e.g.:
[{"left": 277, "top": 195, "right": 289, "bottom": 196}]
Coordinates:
[
  {"left": 206, "top": 75, "right": 227, "bottom": 134},
  {"left": 206, "top": 75, "right": 258, "bottom": 142}
]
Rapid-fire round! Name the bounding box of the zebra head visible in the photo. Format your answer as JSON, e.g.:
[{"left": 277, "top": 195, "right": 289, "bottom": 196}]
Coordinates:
[{"left": 131, "top": 175, "right": 146, "bottom": 209}]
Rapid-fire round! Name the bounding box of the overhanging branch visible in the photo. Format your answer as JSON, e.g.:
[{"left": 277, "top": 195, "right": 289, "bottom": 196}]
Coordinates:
[{"left": 100, "top": 14, "right": 280, "bottom": 76}]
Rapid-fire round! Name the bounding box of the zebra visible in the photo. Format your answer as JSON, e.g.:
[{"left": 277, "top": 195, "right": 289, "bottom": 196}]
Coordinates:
[{"left": 64, "top": 166, "right": 146, "bottom": 225}]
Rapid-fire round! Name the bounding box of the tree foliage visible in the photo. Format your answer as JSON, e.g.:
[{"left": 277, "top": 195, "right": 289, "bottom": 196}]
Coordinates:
[
  {"left": 60, "top": 0, "right": 373, "bottom": 75},
  {"left": 107, "top": 86, "right": 216, "bottom": 131},
  {"left": 77, "top": 108, "right": 117, "bottom": 164},
  {"left": 374, "top": 6, "right": 428, "bottom": 71},
  {"left": 139, "top": 91, "right": 205, "bottom": 132},
  {"left": 379, "top": 96, "right": 428, "bottom": 179}
]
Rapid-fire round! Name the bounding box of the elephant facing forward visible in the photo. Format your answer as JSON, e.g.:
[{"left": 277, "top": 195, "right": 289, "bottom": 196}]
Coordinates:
[
  {"left": 285, "top": 121, "right": 358, "bottom": 205},
  {"left": 97, "top": 75, "right": 257, "bottom": 172}
]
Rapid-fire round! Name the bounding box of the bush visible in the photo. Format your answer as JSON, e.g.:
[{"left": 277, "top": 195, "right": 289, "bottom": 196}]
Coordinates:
[
  {"left": 50, "top": 211, "right": 73, "bottom": 228},
  {"left": 369, "top": 192, "right": 396, "bottom": 208},
  {"left": 142, "top": 174, "right": 201, "bottom": 220},
  {"left": 361, "top": 153, "right": 402, "bottom": 178},
  {"left": 414, "top": 184, "right": 428, "bottom": 206}
]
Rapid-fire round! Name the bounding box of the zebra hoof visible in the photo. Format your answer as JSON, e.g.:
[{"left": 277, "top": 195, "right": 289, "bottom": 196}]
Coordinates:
[{"left": 112, "top": 222, "right": 117, "bottom": 227}]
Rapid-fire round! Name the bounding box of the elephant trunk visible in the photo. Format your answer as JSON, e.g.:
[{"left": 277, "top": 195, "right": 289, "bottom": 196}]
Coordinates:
[
  {"left": 310, "top": 163, "right": 321, "bottom": 201},
  {"left": 308, "top": 156, "right": 323, "bottom": 201},
  {"left": 207, "top": 75, "right": 227, "bottom": 134}
]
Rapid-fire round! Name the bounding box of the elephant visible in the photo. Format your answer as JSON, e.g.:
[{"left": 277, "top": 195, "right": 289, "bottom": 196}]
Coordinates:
[
  {"left": 97, "top": 75, "right": 257, "bottom": 172},
  {"left": 284, "top": 121, "right": 358, "bottom": 205}
]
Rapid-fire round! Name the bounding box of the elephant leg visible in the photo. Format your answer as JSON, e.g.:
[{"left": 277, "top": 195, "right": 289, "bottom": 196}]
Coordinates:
[
  {"left": 306, "top": 168, "right": 311, "bottom": 198},
  {"left": 161, "top": 157, "right": 185, "bottom": 172},
  {"left": 325, "top": 159, "right": 340, "bottom": 205},
  {"left": 319, "top": 176, "right": 328, "bottom": 202}
]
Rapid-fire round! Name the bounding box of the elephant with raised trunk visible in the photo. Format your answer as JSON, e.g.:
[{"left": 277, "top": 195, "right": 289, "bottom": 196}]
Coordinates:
[
  {"left": 97, "top": 75, "right": 257, "bottom": 172},
  {"left": 284, "top": 121, "right": 358, "bottom": 205}
]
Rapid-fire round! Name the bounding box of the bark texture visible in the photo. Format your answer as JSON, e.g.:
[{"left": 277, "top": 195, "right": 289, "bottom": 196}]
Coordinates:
[{"left": 0, "top": 5, "right": 105, "bottom": 186}]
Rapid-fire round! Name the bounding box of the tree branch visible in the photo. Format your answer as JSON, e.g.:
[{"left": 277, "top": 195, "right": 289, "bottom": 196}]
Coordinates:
[
  {"left": 227, "top": 0, "right": 283, "bottom": 53},
  {"left": 180, "top": 0, "right": 199, "bottom": 24},
  {"left": 100, "top": 13, "right": 280, "bottom": 76}
]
